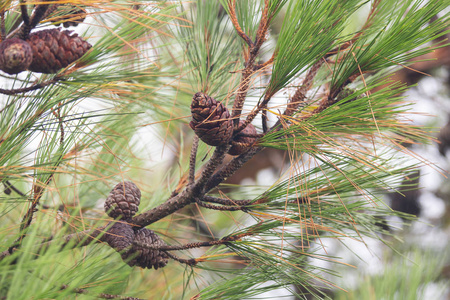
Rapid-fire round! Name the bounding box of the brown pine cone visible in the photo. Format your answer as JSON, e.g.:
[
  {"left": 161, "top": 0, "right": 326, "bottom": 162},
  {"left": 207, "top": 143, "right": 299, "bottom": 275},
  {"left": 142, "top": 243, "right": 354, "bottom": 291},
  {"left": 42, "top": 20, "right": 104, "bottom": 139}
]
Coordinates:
[
  {"left": 104, "top": 181, "right": 141, "bottom": 221},
  {"left": 0, "top": 38, "right": 33, "bottom": 74},
  {"left": 124, "top": 228, "right": 169, "bottom": 270},
  {"left": 228, "top": 121, "right": 257, "bottom": 156},
  {"left": 190, "top": 92, "right": 233, "bottom": 146},
  {"left": 104, "top": 222, "right": 135, "bottom": 252},
  {"left": 26, "top": 28, "right": 91, "bottom": 74},
  {"left": 51, "top": 5, "right": 87, "bottom": 28}
]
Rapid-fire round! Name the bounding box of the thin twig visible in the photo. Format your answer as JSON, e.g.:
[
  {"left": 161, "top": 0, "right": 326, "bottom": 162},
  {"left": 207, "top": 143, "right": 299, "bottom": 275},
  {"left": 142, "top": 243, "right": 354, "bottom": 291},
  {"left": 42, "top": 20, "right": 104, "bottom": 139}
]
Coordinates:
[
  {"left": 235, "top": 93, "right": 271, "bottom": 133},
  {"left": 19, "top": 0, "right": 30, "bottom": 26},
  {"left": 28, "top": 3, "right": 51, "bottom": 29},
  {"left": 283, "top": 59, "right": 325, "bottom": 118},
  {"left": 227, "top": 0, "right": 253, "bottom": 47},
  {"left": 241, "top": 58, "right": 325, "bottom": 134},
  {"left": 60, "top": 284, "right": 144, "bottom": 300},
  {"left": 202, "top": 196, "right": 255, "bottom": 206},
  {"left": 262, "top": 2, "right": 377, "bottom": 131},
  {"left": 195, "top": 198, "right": 247, "bottom": 211},
  {"left": 306, "top": 0, "right": 380, "bottom": 115},
  {"left": 23, "top": 176, "right": 54, "bottom": 230},
  {"left": 52, "top": 103, "right": 64, "bottom": 146},
  {"left": 3, "top": 181, "right": 27, "bottom": 197},
  {"left": 6, "top": 156, "right": 65, "bottom": 256},
  {"left": 0, "top": 77, "right": 62, "bottom": 95},
  {"left": 0, "top": 10, "right": 5, "bottom": 41},
  {"left": 253, "top": 0, "right": 270, "bottom": 50},
  {"left": 189, "top": 136, "right": 199, "bottom": 186},
  {"left": 135, "top": 232, "right": 253, "bottom": 251},
  {"left": 262, "top": 110, "right": 268, "bottom": 133},
  {"left": 164, "top": 251, "right": 197, "bottom": 266},
  {"left": 230, "top": 0, "right": 272, "bottom": 128},
  {"left": 12, "top": 2, "right": 52, "bottom": 39}
]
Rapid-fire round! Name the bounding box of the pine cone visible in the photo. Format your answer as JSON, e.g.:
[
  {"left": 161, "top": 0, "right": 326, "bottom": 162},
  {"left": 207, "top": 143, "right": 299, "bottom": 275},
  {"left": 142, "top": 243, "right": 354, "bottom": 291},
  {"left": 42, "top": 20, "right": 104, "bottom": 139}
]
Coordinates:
[
  {"left": 0, "top": 38, "right": 33, "bottom": 74},
  {"left": 26, "top": 28, "right": 91, "bottom": 74},
  {"left": 104, "top": 181, "right": 141, "bottom": 221},
  {"left": 190, "top": 92, "right": 233, "bottom": 146},
  {"left": 51, "top": 5, "right": 87, "bottom": 28},
  {"left": 124, "top": 228, "right": 169, "bottom": 270},
  {"left": 228, "top": 121, "right": 257, "bottom": 156},
  {"left": 104, "top": 222, "right": 135, "bottom": 252}
]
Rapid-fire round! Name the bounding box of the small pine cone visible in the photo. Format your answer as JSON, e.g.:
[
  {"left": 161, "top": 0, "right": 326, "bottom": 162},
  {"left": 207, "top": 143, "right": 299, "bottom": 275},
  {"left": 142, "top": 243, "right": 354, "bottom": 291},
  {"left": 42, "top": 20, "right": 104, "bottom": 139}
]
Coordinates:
[
  {"left": 228, "top": 121, "right": 257, "bottom": 156},
  {"left": 27, "top": 28, "right": 91, "bottom": 74},
  {"left": 124, "top": 228, "right": 168, "bottom": 270},
  {"left": 51, "top": 5, "right": 87, "bottom": 28},
  {"left": 104, "top": 181, "right": 141, "bottom": 221},
  {"left": 190, "top": 92, "right": 233, "bottom": 146},
  {"left": 104, "top": 222, "right": 135, "bottom": 252},
  {"left": 0, "top": 38, "right": 33, "bottom": 74}
]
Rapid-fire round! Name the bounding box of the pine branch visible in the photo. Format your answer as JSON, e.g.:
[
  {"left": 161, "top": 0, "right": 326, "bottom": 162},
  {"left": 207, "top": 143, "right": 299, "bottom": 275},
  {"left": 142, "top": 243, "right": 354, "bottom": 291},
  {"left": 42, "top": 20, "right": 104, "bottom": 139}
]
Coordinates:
[
  {"left": 230, "top": 0, "right": 272, "bottom": 128},
  {"left": 205, "top": 146, "right": 264, "bottom": 192},
  {"left": 19, "top": 0, "right": 29, "bottom": 26},
  {"left": 3, "top": 180, "right": 27, "bottom": 197},
  {"left": 135, "top": 231, "right": 253, "bottom": 251},
  {"left": 202, "top": 195, "right": 255, "bottom": 206},
  {"left": 8, "top": 2, "right": 49, "bottom": 39},
  {"left": 0, "top": 77, "right": 62, "bottom": 95},
  {"left": 282, "top": 58, "right": 326, "bottom": 118},
  {"left": 164, "top": 251, "right": 197, "bottom": 266},
  {"left": 195, "top": 198, "right": 247, "bottom": 211}
]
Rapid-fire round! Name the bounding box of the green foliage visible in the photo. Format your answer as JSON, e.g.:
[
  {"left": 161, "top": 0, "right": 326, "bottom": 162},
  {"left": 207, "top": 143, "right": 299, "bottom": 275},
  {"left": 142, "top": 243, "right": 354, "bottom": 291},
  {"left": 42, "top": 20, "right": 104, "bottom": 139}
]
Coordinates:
[
  {"left": 0, "top": 219, "right": 133, "bottom": 299},
  {"left": 330, "top": 0, "right": 450, "bottom": 89},
  {"left": 268, "top": 0, "right": 365, "bottom": 95},
  {"left": 177, "top": 1, "right": 242, "bottom": 96},
  {"left": 334, "top": 251, "right": 449, "bottom": 300}
]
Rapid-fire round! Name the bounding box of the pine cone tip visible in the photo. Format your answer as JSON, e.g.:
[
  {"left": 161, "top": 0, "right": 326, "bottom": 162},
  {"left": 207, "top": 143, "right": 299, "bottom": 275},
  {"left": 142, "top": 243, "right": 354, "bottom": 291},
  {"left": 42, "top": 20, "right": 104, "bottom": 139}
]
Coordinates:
[{"left": 0, "top": 38, "right": 33, "bottom": 75}]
